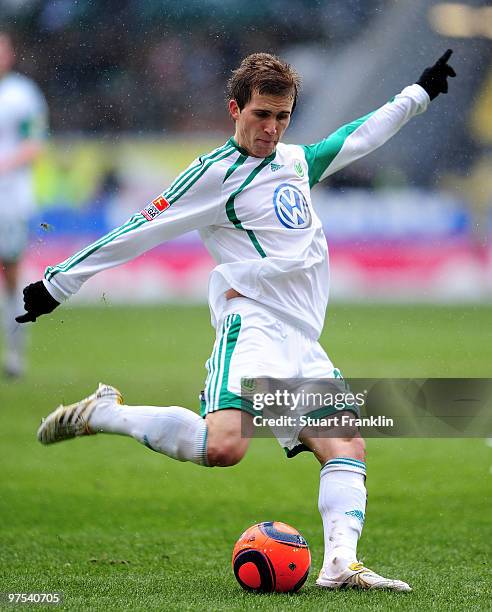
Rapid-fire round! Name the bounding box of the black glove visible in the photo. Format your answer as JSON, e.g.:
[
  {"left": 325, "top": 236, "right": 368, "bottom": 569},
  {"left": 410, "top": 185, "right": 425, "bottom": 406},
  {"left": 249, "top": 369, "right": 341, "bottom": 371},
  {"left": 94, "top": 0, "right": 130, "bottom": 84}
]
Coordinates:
[
  {"left": 417, "top": 49, "right": 456, "bottom": 101},
  {"left": 15, "top": 281, "right": 60, "bottom": 323}
]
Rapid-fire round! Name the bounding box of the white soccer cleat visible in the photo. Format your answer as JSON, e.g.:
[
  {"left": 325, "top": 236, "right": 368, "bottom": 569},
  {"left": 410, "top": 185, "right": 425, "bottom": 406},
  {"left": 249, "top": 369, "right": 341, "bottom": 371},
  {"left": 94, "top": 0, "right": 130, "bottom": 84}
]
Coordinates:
[
  {"left": 316, "top": 561, "right": 412, "bottom": 592},
  {"left": 37, "top": 383, "right": 123, "bottom": 445}
]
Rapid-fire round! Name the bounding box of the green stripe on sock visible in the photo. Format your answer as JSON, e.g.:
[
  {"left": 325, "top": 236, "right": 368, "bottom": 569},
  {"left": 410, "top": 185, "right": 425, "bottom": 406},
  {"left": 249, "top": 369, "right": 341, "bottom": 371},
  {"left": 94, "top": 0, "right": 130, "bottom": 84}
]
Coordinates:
[
  {"left": 321, "top": 458, "right": 367, "bottom": 472},
  {"left": 143, "top": 434, "right": 157, "bottom": 453},
  {"left": 331, "top": 457, "right": 365, "bottom": 466},
  {"left": 326, "top": 458, "right": 366, "bottom": 468}
]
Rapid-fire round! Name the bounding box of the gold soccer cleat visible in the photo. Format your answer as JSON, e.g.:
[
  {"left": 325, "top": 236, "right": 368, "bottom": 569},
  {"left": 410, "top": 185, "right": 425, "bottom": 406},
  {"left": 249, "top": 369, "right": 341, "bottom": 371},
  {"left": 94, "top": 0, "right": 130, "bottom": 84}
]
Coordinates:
[
  {"left": 37, "top": 383, "right": 123, "bottom": 445},
  {"left": 316, "top": 561, "right": 412, "bottom": 592}
]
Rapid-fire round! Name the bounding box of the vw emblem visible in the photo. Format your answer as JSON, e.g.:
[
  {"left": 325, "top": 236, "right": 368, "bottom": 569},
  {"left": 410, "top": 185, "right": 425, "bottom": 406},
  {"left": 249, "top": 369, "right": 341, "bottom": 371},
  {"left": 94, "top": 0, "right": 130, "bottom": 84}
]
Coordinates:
[{"left": 273, "top": 183, "right": 311, "bottom": 229}]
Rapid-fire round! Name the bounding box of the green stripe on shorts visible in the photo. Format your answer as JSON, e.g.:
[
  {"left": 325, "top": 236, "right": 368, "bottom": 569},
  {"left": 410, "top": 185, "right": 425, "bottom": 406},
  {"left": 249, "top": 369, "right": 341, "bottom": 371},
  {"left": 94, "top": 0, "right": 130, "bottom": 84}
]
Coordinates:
[{"left": 201, "top": 314, "right": 255, "bottom": 417}]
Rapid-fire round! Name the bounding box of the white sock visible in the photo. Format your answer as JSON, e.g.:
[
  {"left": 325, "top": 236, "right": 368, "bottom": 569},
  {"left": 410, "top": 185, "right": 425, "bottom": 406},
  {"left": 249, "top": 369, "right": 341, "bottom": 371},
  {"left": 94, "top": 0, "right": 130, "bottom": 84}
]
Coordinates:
[
  {"left": 3, "top": 290, "right": 26, "bottom": 367},
  {"left": 318, "top": 457, "right": 367, "bottom": 576},
  {"left": 89, "top": 400, "right": 209, "bottom": 466}
]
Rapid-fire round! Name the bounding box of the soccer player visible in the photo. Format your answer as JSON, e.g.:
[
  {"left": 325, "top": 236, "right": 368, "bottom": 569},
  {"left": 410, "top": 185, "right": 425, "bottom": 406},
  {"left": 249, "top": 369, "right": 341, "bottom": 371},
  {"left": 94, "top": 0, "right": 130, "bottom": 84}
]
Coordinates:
[
  {"left": 17, "top": 51, "right": 455, "bottom": 591},
  {"left": 0, "top": 31, "right": 48, "bottom": 378}
]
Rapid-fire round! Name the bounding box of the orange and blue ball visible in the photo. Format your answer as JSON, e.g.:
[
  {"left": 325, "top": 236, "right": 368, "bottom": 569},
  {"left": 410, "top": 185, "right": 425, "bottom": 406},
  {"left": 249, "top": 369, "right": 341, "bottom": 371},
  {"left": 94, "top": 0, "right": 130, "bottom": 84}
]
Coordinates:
[{"left": 232, "top": 521, "right": 311, "bottom": 593}]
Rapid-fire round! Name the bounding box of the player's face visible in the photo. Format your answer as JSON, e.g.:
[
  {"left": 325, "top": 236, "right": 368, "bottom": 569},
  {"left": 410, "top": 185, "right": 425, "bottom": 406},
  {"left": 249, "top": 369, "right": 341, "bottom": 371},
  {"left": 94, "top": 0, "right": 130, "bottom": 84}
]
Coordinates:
[
  {"left": 229, "top": 91, "right": 294, "bottom": 158},
  {"left": 0, "top": 35, "right": 15, "bottom": 77}
]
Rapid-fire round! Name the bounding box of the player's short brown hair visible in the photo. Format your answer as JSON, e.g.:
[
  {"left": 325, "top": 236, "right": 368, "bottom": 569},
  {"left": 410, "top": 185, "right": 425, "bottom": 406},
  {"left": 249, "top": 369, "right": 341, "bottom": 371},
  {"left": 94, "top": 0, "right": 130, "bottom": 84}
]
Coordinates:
[{"left": 227, "top": 53, "right": 301, "bottom": 112}]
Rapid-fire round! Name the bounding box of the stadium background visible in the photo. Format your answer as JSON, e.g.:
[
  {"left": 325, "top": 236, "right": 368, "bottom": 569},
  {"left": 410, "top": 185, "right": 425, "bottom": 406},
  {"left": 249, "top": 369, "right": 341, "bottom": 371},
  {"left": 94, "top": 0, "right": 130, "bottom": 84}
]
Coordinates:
[{"left": 1, "top": 1, "right": 491, "bottom": 610}]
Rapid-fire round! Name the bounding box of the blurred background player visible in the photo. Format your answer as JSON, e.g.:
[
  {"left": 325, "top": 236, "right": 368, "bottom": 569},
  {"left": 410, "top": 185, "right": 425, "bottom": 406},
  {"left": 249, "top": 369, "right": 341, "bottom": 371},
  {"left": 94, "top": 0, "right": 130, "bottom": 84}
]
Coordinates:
[{"left": 0, "top": 31, "right": 48, "bottom": 378}]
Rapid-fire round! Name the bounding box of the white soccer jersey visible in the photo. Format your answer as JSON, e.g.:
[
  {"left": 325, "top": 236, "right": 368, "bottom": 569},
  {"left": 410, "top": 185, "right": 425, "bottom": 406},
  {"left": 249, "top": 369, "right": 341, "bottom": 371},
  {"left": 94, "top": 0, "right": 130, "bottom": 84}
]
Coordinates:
[
  {"left": 43, "top": 84, "right": 429, "bottom": 339},
  {"left": 0, "top": 72, "right": 47, "bottom": 219}
]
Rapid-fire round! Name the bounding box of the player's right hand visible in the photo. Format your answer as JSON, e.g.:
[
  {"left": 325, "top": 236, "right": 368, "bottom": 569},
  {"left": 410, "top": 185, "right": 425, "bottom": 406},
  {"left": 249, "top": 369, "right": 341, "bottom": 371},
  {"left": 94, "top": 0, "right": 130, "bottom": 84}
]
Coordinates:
[
  {"left": 416, "top": 49, "right": 456, "bottom": 100},
  {"left": 15, "top": 281, "right": 60, "bottom": 323}
]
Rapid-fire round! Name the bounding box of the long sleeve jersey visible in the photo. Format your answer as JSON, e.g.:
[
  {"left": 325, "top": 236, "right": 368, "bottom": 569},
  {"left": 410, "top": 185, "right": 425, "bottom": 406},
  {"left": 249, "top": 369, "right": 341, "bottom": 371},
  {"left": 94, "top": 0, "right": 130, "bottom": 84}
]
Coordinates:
[{"left": 43, "top": 84, "right": 429, "bottom": 340}]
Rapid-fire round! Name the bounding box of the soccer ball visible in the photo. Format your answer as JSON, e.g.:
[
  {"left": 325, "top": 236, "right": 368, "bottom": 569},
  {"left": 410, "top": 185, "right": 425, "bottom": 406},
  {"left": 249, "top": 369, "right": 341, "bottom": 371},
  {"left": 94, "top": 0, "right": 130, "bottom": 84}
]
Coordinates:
[{"left": 232, "top": 521, "right": 311, "bottom": 593}]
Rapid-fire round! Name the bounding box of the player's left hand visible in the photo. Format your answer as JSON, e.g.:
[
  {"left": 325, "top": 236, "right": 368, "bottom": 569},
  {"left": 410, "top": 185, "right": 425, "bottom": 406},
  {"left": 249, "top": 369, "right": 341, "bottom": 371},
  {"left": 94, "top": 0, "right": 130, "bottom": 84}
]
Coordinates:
[
  {"left": 417, "top": 49, "right": 456, "bottom": 100},
  {"left": 15, "top": 281, "right": 60, "bottom": 323}
]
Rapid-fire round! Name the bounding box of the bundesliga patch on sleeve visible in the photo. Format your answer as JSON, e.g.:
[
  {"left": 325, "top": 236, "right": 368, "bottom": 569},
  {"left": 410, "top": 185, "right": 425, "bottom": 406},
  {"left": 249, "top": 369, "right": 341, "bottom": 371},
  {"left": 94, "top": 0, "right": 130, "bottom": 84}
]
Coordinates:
[{"left": 141, "top": 195, "right": 170, "bottom": 220}]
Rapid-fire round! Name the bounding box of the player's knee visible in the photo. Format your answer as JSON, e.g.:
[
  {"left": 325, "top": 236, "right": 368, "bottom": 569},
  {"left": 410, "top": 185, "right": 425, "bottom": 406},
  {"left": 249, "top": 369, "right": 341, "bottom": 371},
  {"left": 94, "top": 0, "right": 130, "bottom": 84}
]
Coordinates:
[
  {"left": 205, "top": 409, "right": 252, "bottom": 467},
  {"left": 206, "top": 439, "right": 247, "bottom": 467}
]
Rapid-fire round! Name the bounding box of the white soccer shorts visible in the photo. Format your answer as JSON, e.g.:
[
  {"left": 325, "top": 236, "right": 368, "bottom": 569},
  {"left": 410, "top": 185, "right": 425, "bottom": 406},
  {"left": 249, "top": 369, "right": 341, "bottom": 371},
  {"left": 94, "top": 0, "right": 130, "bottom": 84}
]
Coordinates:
[{"left": 200, "top": 297, "right": 353, "bottom": 457}]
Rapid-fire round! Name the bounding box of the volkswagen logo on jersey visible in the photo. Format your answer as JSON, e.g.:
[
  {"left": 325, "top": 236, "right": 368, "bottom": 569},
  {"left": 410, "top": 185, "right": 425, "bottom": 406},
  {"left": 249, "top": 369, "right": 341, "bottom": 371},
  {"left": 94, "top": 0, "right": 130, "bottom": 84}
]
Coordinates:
[{"left": 273, "top": 183, "right": 311, "bottom": 229}]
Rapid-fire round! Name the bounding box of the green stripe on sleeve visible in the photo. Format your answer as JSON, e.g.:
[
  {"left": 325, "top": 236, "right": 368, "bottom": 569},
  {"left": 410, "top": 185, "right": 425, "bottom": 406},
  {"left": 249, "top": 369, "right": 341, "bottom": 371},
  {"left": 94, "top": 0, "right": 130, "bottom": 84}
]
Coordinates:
[
  {"left": 44, "top": 142, "right": 236, "bottom": 283},
  {"left": 302, "top": 110, "right": 375, "bottom": 188},
  {"left": 164, "top": 142, "right": 234, "bottom": 202},
  {"left": 166, "top": 146, "right": 235, "bottom": 205},
  {"left": 45, "top": 214, "right": 146, "bottom": 281}
]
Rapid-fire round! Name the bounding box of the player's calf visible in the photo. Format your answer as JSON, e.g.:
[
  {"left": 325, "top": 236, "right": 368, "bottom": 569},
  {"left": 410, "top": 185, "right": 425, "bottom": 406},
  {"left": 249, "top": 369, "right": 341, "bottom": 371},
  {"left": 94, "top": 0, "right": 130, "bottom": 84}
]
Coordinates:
[
  {"left": 300, "top": 412, "right": 366, "bottom": 465},
  {"left": 206, "top": 440, "right": 248, "bottom": 467},
  {"left": 37, "top": 386, "right": 254, "bottom": 469}
]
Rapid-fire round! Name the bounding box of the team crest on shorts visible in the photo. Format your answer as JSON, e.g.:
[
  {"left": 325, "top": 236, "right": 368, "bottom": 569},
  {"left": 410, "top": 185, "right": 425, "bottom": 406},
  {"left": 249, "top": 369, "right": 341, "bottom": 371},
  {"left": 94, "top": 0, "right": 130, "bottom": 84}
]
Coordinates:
[
  {"left": 273, "top": 183, "right": 311, "bottom": 229},
  {"left": 141, "top": 195, "right": 170, "bottom": 221},
  {"left": 241, "top": 378, "right": 257, "bottom": 393}
]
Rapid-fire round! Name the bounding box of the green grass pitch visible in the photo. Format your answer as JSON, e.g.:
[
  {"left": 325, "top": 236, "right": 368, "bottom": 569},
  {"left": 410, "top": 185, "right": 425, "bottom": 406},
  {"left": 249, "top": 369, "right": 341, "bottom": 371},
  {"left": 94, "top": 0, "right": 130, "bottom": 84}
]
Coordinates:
[{"left": 1, "top": 304, "right": 491, "bottom": 610}]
